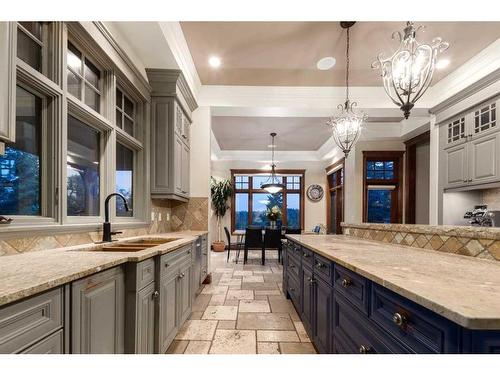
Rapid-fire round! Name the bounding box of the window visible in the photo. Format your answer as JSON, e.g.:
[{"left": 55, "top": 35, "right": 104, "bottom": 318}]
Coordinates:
[
  {"left": 67, "top": 41, "right": 101, "bottom": 112},
  {"left": 116, "top": 142, "right": 133, "bottom": 217},
  {"left": 67, "top": 115, "right": 101, "bottom": 216},
  {"left": 0, "top": 86, "right": 42, "bottom": 215},
  {"left": 115, "top": 88, "right": 136, "bottom": 137},
  {"left": 363, "top": 152, "right": 404, "bottom": 224},
  {"left": 231, "top": 170, "right": 304, "bottom": 231},
  {"left": 17, "top": 22, "right": 44, "bottom": 72}
]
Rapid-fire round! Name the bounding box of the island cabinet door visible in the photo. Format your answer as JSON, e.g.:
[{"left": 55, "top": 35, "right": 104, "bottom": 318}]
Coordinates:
[
  {"left": 71, "top": 267, "right": 125, "bottom": 354},
  {"left": 314, "top": 277, "right": 333, "bottom": 353},
  {"left": 136, "top": 283, "right": 156, "bottom": 354},
  {"left": 301, "top": 266, "right": 314, "bottom": 337},
  {"left": 158, "top": 270, "right": 179, "bottom": 353},
  {"left": 462, "top": 330, "right": 500, "bottom": 353}
]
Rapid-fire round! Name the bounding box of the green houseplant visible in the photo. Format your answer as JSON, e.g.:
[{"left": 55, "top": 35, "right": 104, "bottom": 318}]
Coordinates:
[{"left": 210, "top": 177, "right": 233, "bottom": 252}]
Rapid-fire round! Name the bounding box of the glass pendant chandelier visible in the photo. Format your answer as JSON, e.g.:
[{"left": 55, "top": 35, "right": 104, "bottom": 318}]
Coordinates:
[
  {"left": 372, "top": 21, "right": 449, "bottom": 119},
  {"left": 261, "top": 132, "right": 285, "bottom": 194},
  {"left": 327, "top": 22, "right": 367, "bottom": 157}
]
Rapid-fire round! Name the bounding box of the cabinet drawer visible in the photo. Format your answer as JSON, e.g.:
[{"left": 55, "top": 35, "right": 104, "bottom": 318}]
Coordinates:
[
  {"left": 370, "top": 284, "right": 460, "bottom": 353},
  {"left": 160, "top": 245, "right": 192, "bottom": 275},
  {"left": 333, "top": 294, "right": 410, "bottom": 354},
  {"left": 21, "top": 329, "right": 64, "bottom": 354},
  {"left": 0, "top": 287, "right": 63, "bottom": 353},
  {"left": 288, "top": 241, "right": 302, "bottom": 260},
  {"left": 286, "top": 273, "right": 301, "bottom": 312},
  {"left": 334, "top": 264, "right": 370, "bottom": 314},
  {"left": 136, "top": 258, "right": 155, "bottom": 290},
  {"left": 301, "top": 247, "right": 314, "bottom": 268},
  {"left": 313, "top": 253, "right": 333, "bottom": 285},
  {"left": 286, "top": 253, "right": 300, "bottom": 280}
]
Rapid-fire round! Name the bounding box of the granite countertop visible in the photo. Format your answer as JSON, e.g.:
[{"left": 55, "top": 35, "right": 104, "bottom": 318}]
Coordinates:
[
  {"left": 287, "top": 234, "right": 500, "bottom": 330},
  {"left": 0, "top": 231, "right": 208, "bottom": 307},
  {"left": 341, "top": 222, "right": 500, "bottom": 240}
]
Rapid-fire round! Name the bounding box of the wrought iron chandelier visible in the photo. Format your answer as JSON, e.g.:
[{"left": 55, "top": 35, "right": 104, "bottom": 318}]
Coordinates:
[
  {"left": 327, "top": 22, "right": 367, "bottom": 157},
  {"left": 372, "top": 21, "right": 449, "bottom": 119},
  {"left": 261, "top": 132, "right": 285, "bottom": 194}
]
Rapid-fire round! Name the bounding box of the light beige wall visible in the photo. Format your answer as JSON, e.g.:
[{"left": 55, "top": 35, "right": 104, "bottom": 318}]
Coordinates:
[
  {"left": 415, "top": 141, "right": 431, "bottom": 224},
  {"left": 210, "top": 159, "right": 327, "bottom": 245},
  {"left": 190, "top": 107, "right": 211, "bottom": 198}
]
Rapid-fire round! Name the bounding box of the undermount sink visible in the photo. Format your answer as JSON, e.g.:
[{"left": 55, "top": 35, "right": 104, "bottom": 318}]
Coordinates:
[{"left": 95, "top": 238, "right": 181, "bottom": 252}]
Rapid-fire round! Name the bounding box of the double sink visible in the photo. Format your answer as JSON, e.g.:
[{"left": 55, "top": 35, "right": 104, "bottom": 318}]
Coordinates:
[{"left": 92, "top": 238, "right": 181, "bottom": 252}]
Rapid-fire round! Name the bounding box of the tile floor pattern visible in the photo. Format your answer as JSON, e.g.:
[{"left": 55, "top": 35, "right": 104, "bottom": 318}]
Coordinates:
[{"left": 166, "top": 250, "right": 316, "bottom": 354}]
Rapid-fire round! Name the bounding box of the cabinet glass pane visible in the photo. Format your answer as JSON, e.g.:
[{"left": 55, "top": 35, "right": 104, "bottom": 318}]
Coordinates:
[
  {"left": 367, "top": 189, "right": 393, "bottom": 223},
  {"left": 0, "top": 86, "right": 42, "bottom": 215},
  {"left": 84, "top": 84, "right": 100, "bottom": 112},
  {"left": 116, "top": 143, "right": 133, "bottom": 217},
  {"left": 17, "top": 28, "right": 42, "bottom": 72},
  {"left": 67, "top": 69, "right": 81, "bottom": 99},
  {"left": 67, "top": 116, "right": 100, "bottom": 216},
  {"left": 286, "top": 193, "right": 300, "bottom": 229},
  {"left": 252, "top": 193, "right": 282, "bottom": 227},
  {"left": 235, "top": 193, "right": 248, "bottom": 230}
]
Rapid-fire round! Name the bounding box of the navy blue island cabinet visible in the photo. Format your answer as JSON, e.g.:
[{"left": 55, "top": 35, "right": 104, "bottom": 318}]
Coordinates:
[{"left": 283, "top": 239, "right": 500, "bottom": 354}]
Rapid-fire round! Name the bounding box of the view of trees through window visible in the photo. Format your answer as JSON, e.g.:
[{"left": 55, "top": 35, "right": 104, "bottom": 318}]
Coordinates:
[
  {"left": 0, "top": 86, "right": 42, "bottom": 216},
  {"left": 116, "top": 142, "right": 133, "bottom": 217},
  {"left": 233, "top": 173, "right": 302, "bottom": 230}
]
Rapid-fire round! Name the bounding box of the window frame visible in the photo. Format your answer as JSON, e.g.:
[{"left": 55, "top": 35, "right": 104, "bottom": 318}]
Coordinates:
[
  {"left": 16, "top": 22, "right": 51, "bottom": 78},
  {"left": 230, "top": 169, "right": 305, "bottom": 232},
  {"left": 362, "top": 151, "right": 404, "bottom": 224}
]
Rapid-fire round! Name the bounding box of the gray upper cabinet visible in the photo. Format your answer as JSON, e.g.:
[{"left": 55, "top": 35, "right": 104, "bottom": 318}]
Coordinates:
[
  {"left": 71, "top": 267, "right": 125, "bottom": 354},
  {"left": 441, "top": 97, "right": 500, "bottom": 190},
  {"left": 147, "top": 69, "right": 197, "bottom": 202},
  {"left": 0, "top": 22, "right": 16, "bottom": 143}
]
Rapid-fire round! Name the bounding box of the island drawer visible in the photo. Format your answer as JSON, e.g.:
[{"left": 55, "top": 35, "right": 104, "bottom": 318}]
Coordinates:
[
  {"left": 20, "top": 329, "right": 64, "bottom": 354},
  {"left": 0, "top": 287, "right": 64, "bottom": 353},
  {"left": 333, "top": 294, "right": 410, "bottom": 354},
  {"left": 160, "top": 245, "right": 192, "bottom": 274},
  {"left": 313, "top": 253, "right": 333, "bottom": 285},
  {"left": 334, "top": 264, "right": 370, "bottom": 314},
  {"left": 370, "top": 284, "right": 460, "bottom": 353},
  {"left": 301, "top": 247, "right": 314, "bottom": 268},
  {"left": 288, "top": 241, "right": 302, "bottom": 260},
  {"left": 286, "top": 252, "right": 301, "bottom": 280},
  {"left": 136, "top": 258, "right": 155, "bottom": 290}
]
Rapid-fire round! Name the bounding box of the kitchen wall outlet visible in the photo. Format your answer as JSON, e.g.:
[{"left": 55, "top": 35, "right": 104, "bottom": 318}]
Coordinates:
[
  {"left": 166, "top": 213, "right": 170, "bottom": 221},
  {"left": 151, "top": 212, "right": 155, "bottom": 221},
  {"left": 159, "top": 213, "right": 162, "bottom": 221}
]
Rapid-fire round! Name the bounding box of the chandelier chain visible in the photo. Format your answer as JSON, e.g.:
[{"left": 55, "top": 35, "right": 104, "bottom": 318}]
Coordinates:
[{"left": 345, "top": 27, "right": 350, "bottom": 104}]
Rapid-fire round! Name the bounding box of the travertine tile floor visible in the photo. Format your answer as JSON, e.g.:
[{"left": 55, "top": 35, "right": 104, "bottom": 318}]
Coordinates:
[{"left": 166, "top": 250, "right": 316, "bottom": 354}]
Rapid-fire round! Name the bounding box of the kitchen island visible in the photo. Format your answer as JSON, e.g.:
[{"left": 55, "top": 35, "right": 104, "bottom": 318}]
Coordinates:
[{"left": 284, "top": 234, "right": 500, "bottom": 353}]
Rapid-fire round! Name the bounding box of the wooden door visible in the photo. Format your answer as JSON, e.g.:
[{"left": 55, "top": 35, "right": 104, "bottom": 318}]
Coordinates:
[
  {"left": 314, "top": 277, "right": 333, "bottom": 353},
  {"left": 136, "top": 283, "right": 156, "bottom": 354},
  {"left": 177, "top": 262, "right": 192, "bottom": 325},
  {"left": 158, "top": 270, "right": 178, "bottom": 353},
  {"left": 301, "top": 267, "right": 314, "bottom": 337}
]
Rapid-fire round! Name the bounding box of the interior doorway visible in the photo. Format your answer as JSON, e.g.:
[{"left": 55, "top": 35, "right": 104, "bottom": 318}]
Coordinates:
[{"left": 326, "top": 159, "right": 345, "bottom": 234}]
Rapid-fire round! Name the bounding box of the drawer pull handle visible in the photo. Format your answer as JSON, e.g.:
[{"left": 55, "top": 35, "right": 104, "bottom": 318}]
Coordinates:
[
  {"left": 307, "top": 277, "right": 316, "bottom": 284},
  {"left": 341, "top": 278, "right": 351, "bottom": 288},
  {"left": 289, "top": 265, "right": 295, "bottom": 269},
  {"left": 289, "top": 288, "right": 296, "bottom": 292},
  {"left": 359, "top": 345, "right": 371, "bottom": 354},
  {"left": 392, "top": 312, "right": 407, "bottom": 327},
  {"left": 165, "top": 263, "right": 169, "bottom": 267},
  {"left": 152, "top": 291, "right": 159, "bottom": 299},
  {"left": 316, "top": 262, "right": 325, "bottom": 269},
  {"left": 303, "top": 252, "right": 310, "bottom": 258}
]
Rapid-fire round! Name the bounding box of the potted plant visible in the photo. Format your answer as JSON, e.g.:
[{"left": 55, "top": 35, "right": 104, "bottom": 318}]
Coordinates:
[
  {"left": 266, "top": 205, "right": 281, "bottom": 228},
  {"left": 210, "top": 177, "right": 233, "bottom": 252}
]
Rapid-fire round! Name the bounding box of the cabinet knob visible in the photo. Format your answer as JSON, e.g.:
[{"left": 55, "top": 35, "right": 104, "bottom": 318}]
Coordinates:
[
  {"left": 289, "top": 287, "right": 296, "bottom": 292},
  {"left": 468, "top": 178, "right": 472, "bottom": 182},
  {"left": 392, "top": 312, "right": 407, "bottom": 327},
  {"left": 196, "top": 243, "right": 201, "bottom": 247},
  {"left": 316, "top": 262, "right": 325, "bottom": 269},
  {"left": 188, "top": 250, "right": 191, "bottom": 254},
  {"left": 307, "top": 277, "right": 316, "bottom": 284},
  {"left": 152, "top": 291, "right": 159, "bottom": 299},
  {"left": 359, "top": 345, "right": 371, "bottom": 354},
  {"left": 165, "top": 263, "right": 169, "bottom": 267},
  {"left": 341, "top": 278, "right": 351, "bottom": 288},
  {"left": 303, "top": 252, "right": 310, "bottom": 258}
]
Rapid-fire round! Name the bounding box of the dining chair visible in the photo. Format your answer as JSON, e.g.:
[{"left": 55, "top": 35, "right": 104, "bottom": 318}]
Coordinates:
[
  {"left": 224, "top": 227, "right": 243, "bottom": 263},
  {"left": 244, "top": 227, "right": 265, "bottom": 265},
  {"left": 264, "top": 228, "right": 283, "bottom": 264}
]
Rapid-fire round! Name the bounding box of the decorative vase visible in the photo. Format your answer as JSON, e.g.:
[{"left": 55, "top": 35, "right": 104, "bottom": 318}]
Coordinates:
[
  {"left": 270, "top": 221, "right": 277, "bottom": 229},
  {"left": 212, "top": 241, "right": 226, "bottom": 252}
]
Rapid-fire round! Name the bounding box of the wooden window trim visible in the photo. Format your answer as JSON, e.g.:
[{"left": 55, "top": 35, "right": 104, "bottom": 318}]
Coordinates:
[
  {"left": 362, "top": 151, "right": 405, "bottom": 223},
  {"left": 325, "top": 158, "right": 345, "bottom": 234},
  {"left": 230, "top": 169, "right": 305, "bottom": 233},
  {"left": 404, "top": 131, "right": 430, "bottom": 224}
]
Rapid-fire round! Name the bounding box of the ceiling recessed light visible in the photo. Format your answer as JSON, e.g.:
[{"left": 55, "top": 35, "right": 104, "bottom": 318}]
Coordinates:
[
  {"left": 267, "top": 144, "right": 276, "bottom": 148},
  {"left": 436, "top": 59, "right": 450, "bottom": 70},
  {"left": 317, "top": 56, "right": 336, "bottom": 70},
  {"left": 208, "top": 56, "right": 221, "bottom": 68}
]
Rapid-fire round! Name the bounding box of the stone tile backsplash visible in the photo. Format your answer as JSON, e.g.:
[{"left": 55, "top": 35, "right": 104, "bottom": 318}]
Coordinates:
[
  {"left": 0, "top": 198, "right": 208, "bottom": 257},
  {"left": 342, "top": 223, "right": 500, "bottom": 261}
]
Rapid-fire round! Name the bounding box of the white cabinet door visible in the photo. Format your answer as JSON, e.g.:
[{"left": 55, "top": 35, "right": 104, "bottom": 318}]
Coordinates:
[
  {"left": 0, "top": 22, "right": 16, "bottom": 143},
  {"left": 444, "top": 143, "right": 468, "bottom": 189},
  {"left": 468, "top": 132, "right": 500, "bottom": 185}
]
